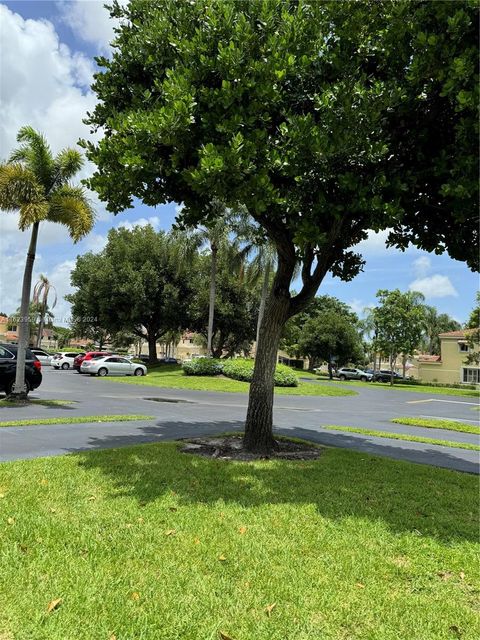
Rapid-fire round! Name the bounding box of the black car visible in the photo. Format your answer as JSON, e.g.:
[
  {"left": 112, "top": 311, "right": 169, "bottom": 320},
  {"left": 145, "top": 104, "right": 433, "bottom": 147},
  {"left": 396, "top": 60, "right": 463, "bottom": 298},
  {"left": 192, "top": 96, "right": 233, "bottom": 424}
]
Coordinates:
[
  {"left": 0, "top": 343, "right": 42, "bottom": 395},
  {"left": 157, "top": 357, "right": 178, "bottom": 364},
  {"left": 372, "top": 369, "right": 404, "bottom": 383}
]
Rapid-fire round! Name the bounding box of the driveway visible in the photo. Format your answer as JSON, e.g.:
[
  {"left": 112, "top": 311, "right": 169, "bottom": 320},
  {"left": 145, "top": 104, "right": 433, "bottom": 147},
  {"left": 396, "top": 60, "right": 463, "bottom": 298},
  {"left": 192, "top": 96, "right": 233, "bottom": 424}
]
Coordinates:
[{"left": 0, "top": 368, "right": 478, "bottom": 473}]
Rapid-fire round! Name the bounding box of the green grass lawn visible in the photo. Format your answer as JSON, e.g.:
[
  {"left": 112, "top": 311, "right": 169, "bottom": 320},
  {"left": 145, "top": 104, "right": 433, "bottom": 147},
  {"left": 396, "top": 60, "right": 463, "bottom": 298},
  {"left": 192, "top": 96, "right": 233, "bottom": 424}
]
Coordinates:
[
  {"left": 104, "top": 364, "right": 356, "bottom": 397},
  {"left": 0, "top": 415, "right": 153, "bottom": 428},
  {"left": 0, "top": 443, "right": 478, "bottom": 640},
  {"left": 323, "top": 426, "right": 480, "bottom": 452},
  {"left": 323, "top": 379, "right": 479, "bottom": 398},
  {"left": 392, "top": 417, "right": 479, "bottom": 435}
]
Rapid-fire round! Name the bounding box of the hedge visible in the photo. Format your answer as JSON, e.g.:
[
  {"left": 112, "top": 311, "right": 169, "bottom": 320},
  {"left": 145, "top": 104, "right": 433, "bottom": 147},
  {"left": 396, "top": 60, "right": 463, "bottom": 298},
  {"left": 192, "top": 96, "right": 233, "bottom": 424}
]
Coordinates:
[
  {"left": 182, "top": 358, "right": 299, "bottom": 387},
  {"left": 182, "top": 358, "right": 224, "bottom": 376}
]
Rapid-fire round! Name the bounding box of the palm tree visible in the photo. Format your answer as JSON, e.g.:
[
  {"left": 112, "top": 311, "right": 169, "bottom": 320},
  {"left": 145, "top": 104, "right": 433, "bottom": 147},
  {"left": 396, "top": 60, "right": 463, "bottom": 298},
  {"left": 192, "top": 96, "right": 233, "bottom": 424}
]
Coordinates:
[
  {"left": 246, "top": 240, "right": 277, "bottom": 349},
  {"left": 193, "top": 202, "right": 252, "bottom": 356},
  {"left": 359, "top": 307, "right": 379, "bottom": 371},
  {"left": 0, "top": 126, "right": 95, "bottom": 399},
  {"left": 422, "top": 305, "right": 461, "bottom": 354},
  {"left": 32, "top": 274, "right": 57, "bottom": 348}
]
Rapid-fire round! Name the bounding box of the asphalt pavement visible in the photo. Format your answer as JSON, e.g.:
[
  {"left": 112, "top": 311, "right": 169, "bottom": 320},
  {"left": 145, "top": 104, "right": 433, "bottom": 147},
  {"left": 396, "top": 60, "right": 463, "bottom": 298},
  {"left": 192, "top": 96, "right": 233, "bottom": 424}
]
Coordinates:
[{"left": 0, "top": 367, "right": 478, "bottom": 473}]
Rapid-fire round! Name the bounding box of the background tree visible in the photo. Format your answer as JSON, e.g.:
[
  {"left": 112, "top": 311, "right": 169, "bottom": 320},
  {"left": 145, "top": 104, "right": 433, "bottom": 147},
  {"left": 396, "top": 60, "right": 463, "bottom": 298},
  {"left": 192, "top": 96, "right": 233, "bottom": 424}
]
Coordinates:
[
  {"left": 466, "top": 292, "right": 480, "bottom": 330},
  {"left": 190, "top": 245, "right": 259, "bottom": 357},
  {"left": 52, "top": 326, "right": 72, "bottom": 350},
  {"left": 83, "top": 0, "right": 478, "bottom": 451},
  {"left": 66, "top": 252, "right": 110, "bottom": 350},
  {"left": 280, "top": 295, "right": 363, "bottom": 378},
  {"left": 374, "top": 289, "right": 426, "bottom": 383},
  {"left": 32, "top": 274, "right": 57, "bottom": 348},
  {"left": 296, "top": 312, "right": 364, "bottom": 376},
  {"left": 68, "top": 226, "right": 197, "bottom": 363},
  {"left": 421, "top": 306, "right": 461, "bottom": 355},
  {"left": 0, "top": 126, "right": 94, "bottom": 399}
]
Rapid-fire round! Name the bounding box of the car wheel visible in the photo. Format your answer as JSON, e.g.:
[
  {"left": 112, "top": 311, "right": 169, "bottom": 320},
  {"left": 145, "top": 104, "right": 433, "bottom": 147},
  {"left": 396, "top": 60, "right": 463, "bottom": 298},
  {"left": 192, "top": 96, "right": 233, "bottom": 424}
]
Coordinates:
[
  {"left": 360, "top": 376, "right": 367, "bottom": 382},
  {"left": 5, "top": 379, "right": 30, "bottom": 395},
  {"left": 339, "top": 374, "right": 346, "bottom": 381},
  {"left": 134, "top": 368, "right": 144, "bottom": 376},
  {"left": 97, "top": 367, "right": 108, "bottom": 377},
  {"left": 61, "top": 362, "right": 70, "bottom": 370}
]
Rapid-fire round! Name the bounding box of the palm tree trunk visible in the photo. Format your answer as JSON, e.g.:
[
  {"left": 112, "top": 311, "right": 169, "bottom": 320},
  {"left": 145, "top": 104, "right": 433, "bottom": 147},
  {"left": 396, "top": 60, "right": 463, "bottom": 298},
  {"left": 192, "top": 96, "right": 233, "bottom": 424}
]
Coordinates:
[
  {"left": 256, "top": 259, "right": 271, "bottom": 348},
  {"left": 207, "top": 243, "right": 217, "bottom": 356},
  {"left": 10, "top": 222, "right": 40, "bottom": 399},
  {"left": 36, "top": 304, "right": 45, "bottom": 348}
]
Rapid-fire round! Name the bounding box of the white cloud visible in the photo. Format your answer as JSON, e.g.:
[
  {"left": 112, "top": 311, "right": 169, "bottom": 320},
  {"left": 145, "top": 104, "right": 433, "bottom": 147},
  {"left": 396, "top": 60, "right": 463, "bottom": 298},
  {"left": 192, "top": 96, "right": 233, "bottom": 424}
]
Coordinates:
[
  {"left": 347, "top": 299, "right": 366, "bottom": 316},
  {"left": 412, "top": 256, "right": 431, "bottom": 278},
  {"left": 409, "top": 275, "right": 458, "bottom": 299},
  {"left": 117, "top": 216, "right": 161, "bottom": 231},
  {"left": 57, "top": 0, "right": 126, "bottom": 53},
  {"left": 354, "top": 229, "right": 391, "bottom": 256}
]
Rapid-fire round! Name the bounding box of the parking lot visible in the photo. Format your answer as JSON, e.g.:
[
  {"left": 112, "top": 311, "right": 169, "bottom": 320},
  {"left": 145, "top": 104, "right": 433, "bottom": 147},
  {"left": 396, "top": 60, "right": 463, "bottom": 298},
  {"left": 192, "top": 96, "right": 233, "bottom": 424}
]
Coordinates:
[{"left": 0, "top": 366, "right": 478, "bottom": 473}]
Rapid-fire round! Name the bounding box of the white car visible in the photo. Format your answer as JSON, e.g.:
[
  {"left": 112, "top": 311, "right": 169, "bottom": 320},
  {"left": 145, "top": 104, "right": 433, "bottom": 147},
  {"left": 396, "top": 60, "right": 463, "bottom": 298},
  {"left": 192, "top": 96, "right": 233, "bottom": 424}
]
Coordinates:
[
  {"left": 81, "top": 355, "right": 147, "bottom": 377},
  {"left": 31, "top": 348, "right": 53, "bottom": 366},
  {"left": 51, "top": 351, "right": 83, "bottom": 370}
]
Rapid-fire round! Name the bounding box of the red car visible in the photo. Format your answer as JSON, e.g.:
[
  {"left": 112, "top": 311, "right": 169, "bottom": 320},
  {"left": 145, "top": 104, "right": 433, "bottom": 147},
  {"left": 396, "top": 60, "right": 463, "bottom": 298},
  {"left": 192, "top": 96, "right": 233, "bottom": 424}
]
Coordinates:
[{"left": 74, "top": 351, "right": 112, "bottom": 372}]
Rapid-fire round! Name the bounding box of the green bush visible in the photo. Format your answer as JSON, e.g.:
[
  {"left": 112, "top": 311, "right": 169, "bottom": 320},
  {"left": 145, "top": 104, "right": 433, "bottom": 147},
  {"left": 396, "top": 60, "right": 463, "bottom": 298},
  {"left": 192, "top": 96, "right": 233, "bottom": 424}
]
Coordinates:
[
  {"left": 182, "top": 358, "right": 224, "bottom": 376},
  {"left": 223, "top": 359, "right": 298, "bottom": 387}
]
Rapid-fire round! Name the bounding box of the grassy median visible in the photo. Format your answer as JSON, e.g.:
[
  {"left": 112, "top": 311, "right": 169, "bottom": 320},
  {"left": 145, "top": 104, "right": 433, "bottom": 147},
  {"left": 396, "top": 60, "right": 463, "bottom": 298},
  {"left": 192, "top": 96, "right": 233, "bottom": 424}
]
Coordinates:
[
  {"left": 0, "top": 415, "right": 154, "bottom": 428},
  {"left": 0, "top": 443, "right": 478, "bottom": 640},
  {"left": 103, "top": 364, "right": 356, "bottom": 397},
  {"left": 392, "top": 417, "right": 479, "bottom": 435}
]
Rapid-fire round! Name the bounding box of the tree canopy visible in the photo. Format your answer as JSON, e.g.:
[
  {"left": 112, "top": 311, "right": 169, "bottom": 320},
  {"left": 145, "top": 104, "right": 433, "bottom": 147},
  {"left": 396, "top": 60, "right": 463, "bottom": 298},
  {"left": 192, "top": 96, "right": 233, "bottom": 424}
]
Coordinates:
[
  {"left": 67, "top": 226, "right": 197, "bottom": 362},
  {"left": 81, "top": 0, "right": 479, "bottom": 451}
]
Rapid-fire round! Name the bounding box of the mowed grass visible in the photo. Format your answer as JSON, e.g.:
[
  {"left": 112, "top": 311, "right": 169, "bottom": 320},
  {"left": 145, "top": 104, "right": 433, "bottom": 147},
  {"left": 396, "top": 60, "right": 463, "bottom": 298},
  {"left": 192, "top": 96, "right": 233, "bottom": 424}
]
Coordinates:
[
  {"left": 324, "top": 379, "right": 479, "bottom": 398},
  {"left": 323, "top": 426, "right": 480, "bottom": 452},
  {"left": 392, "top": 417, "right": 479, "bottom": 435},
  {"left": 104, "top": 364, "right": 356, "bottom": 397},
  {"left": 0, "top": 415, "right": 153, "bottom": 428},
  {"left": 0, "top": 443, "right": 478, "bottom": 640}
]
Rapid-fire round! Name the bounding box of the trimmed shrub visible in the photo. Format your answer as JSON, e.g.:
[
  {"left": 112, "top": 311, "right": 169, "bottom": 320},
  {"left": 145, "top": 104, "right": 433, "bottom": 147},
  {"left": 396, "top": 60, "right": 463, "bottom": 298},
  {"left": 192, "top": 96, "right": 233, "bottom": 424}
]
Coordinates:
[
  {"left": 182, "top": 358, "right": 224, "bottom": 376},
  {"left": 223, "top": 359, "right": 298, "bottom": 387}
]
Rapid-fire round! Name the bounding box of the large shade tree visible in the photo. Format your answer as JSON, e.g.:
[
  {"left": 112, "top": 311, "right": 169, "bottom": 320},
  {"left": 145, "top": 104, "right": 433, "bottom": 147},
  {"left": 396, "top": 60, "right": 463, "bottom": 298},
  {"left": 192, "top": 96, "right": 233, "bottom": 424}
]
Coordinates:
[
  {"left": 67, "top": 226, "right": 197, "bottom": 362},
  {"left": 83, "top": 0, "right": 479, "bottom": 451},
  {"left": 0, "top": 127, "right": 95, "bottom": 399}
]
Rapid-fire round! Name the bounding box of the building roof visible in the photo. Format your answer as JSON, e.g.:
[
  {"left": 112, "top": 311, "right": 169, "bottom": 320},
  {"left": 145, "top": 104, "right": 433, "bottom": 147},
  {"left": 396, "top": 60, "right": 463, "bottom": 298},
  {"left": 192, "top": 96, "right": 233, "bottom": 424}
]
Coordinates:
[
  {"left": 418, "top": 354, "right": 441, "bottom": 362},
  {"left": 438, "top": 330, "right": 467, "bottom": 338}
]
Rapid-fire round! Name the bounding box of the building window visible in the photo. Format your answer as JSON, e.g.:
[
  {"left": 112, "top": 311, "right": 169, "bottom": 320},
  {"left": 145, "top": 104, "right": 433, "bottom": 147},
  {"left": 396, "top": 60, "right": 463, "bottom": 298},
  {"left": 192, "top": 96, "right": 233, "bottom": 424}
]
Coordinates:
[
  {"left": 458, "top": 342, "right": 469, "bottom": 352},
  {"left": 462, "top": 368, "right": 479, "bottom": 384}
]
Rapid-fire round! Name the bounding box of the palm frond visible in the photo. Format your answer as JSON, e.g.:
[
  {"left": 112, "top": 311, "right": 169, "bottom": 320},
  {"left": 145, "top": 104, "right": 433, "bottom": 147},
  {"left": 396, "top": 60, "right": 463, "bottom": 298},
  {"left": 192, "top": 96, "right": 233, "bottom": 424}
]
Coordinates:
[
  {"left": 48, "top": 186, "right": 95, "bottom": 242},
  {"left": 18, "top": 201, "right": 50, "bottom": 229},
  {"left": 0, "top": 163, "right": 45, "bottom": 212},
  {"left": 12, "top": 126, "right": 55, "bottom": 191},
  {"left": 54, "top": 148, "right": 84, "bottom": 183}
]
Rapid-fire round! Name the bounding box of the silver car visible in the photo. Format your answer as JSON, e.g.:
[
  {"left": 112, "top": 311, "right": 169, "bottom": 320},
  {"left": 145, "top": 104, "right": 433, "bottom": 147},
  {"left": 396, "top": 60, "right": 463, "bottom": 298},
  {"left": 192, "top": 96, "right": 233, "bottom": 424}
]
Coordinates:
[
  {"left": 336, "top": 367, "right": 373, "bottom": 382},
  {"left": 81, "top": 356, "right": 147, "bottom": 377}
]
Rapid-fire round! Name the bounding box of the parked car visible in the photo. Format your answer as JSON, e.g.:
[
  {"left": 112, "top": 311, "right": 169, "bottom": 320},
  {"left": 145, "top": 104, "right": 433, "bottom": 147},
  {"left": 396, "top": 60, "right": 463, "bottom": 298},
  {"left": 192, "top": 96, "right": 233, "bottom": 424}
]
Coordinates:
[
  {"left": 80, "top": 355, "right": 147, "bottom": 377},
  {"left": 372, "top": 369, "right": 404, "bottom": 383},
  {"left": 74, "top": 351, "right": 112, "bottom": 372},
  {"left": 51, "top": 352, "right": 84, "bottom": 370},
  {"left": 0, "top": 343, "right": 42, "bottom": 395},
  {"left": 31, "top": 348, "right": 53, "bottom": 366},
  {"left": 157, "top": 357, "right": 178, "bottom": 364},
  {"left": 336, "top": 367, "right": 373, "bottom": 382}
]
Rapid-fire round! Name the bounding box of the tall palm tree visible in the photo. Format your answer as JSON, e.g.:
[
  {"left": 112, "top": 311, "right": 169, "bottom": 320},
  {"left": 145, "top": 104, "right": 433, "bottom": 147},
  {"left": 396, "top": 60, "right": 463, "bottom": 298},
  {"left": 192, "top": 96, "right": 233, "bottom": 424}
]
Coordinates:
[
  {"left": 246, "top": 240, "right": 277, "bottom": 348},
  {"left": 0, "top": 126, "right": 95, "bottom": 399},
  {"left": 193, "top": 202, "right": 252, "bottom": 356},
  {"left": 32, "top": 274, "right": 57, "bottom": 348},
  {"left": 422, "top": 305, "right": 461, "bottom": 354}
]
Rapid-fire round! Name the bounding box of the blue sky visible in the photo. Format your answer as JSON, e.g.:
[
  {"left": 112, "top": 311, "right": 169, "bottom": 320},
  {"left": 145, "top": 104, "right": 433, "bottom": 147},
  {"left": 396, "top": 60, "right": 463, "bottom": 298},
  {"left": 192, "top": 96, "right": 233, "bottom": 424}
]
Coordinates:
[{"left": 0, "top": 0, "right": 478, "bottom": 325}]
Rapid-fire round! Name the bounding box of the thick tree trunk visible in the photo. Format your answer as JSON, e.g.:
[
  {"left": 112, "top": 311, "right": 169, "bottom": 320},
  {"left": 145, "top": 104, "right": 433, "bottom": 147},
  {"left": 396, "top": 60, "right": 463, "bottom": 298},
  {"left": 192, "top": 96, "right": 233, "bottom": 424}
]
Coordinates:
[
  {"left": 10, "top": 222, "right": 40, "bottom": 399},
  {"left": 147, "top": 333, "right": 158, "bottom": 364},
  {"left": 207, "top": 244, "right": 217, "bottom": 356},
  {"left": 243, "top": 291, "right": 290, "bottom": 453},
  {"left": 256, "top": 260, "right": 271, "bottom": 348}
]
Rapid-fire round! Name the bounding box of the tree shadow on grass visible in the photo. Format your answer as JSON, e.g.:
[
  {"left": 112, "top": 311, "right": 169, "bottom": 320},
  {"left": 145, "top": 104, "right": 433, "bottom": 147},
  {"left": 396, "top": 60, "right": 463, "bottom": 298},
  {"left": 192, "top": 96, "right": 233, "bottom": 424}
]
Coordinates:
[{"left": 73, "top": 420, "right": 479, "bottom": 544}]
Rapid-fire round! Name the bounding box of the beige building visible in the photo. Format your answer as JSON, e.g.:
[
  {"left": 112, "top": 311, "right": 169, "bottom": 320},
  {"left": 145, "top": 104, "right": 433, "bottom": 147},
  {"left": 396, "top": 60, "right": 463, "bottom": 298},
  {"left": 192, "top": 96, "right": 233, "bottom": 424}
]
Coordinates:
[{"left": 417, "top": 330, "right": 479, "bottom": 385}]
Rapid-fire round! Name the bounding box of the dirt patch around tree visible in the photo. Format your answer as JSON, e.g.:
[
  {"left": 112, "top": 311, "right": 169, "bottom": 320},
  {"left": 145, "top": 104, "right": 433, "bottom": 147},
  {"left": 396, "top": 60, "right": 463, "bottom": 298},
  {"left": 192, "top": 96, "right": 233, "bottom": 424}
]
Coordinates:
[{"left": 179, "top": 435, "right": 322, "bottom": 461}]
